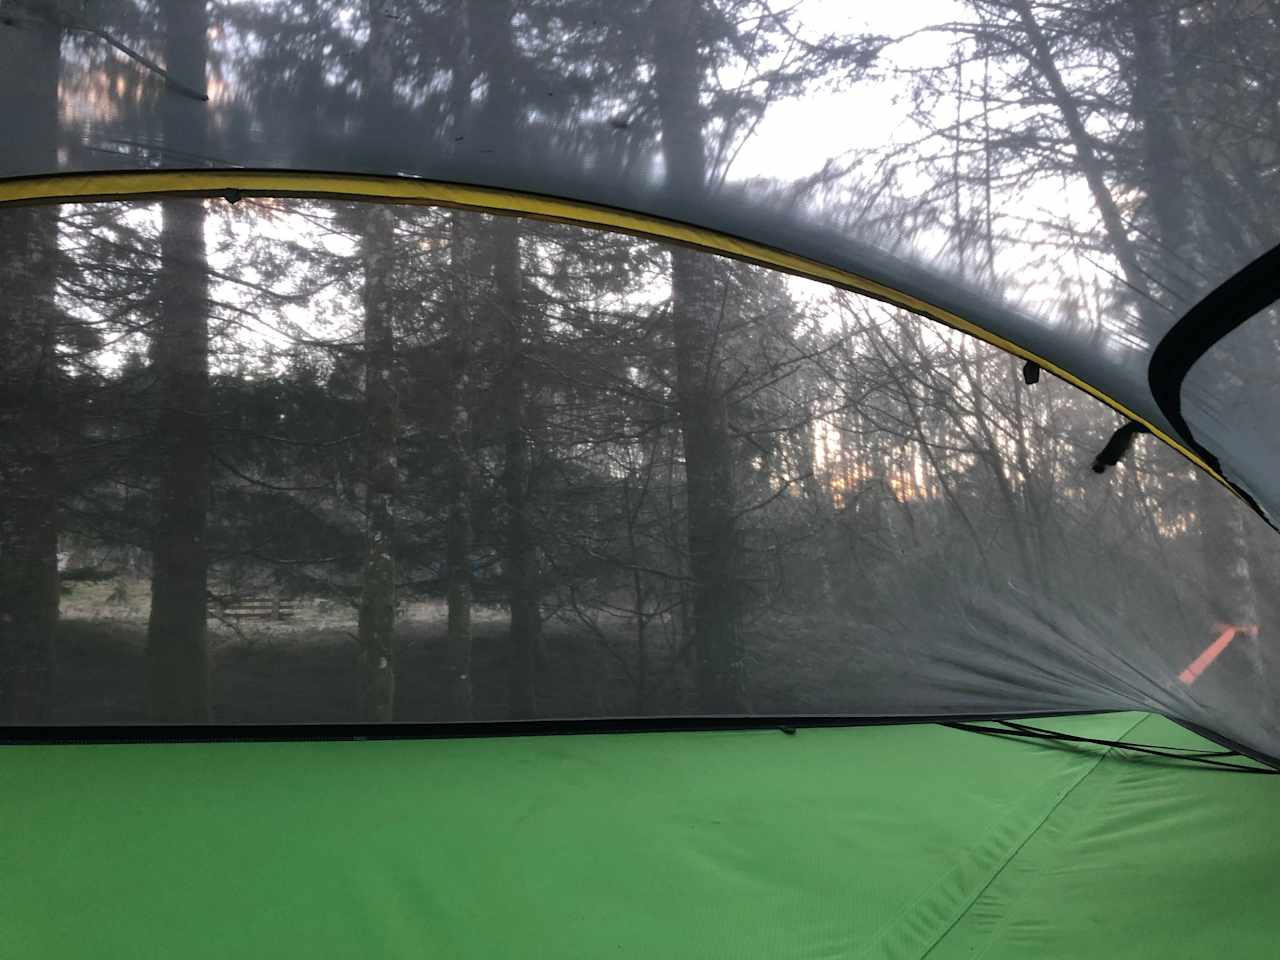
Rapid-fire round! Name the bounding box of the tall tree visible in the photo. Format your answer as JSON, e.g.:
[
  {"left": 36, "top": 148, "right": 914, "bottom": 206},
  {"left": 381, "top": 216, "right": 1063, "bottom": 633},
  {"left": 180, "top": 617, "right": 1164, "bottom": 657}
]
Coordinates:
[
  {"left": 468, "top": 0, "right": 542, "bottom": 718},
  {"left": 652, "top": 0, "right": 745, "bottom": 712},
  {"left": 444, "top": 212, "right": 476, "bottom": 719},
  {"left": 0, "top": 11, "right": 62, "bottom": 720},
  {"left": 355, "top": 0, "right": 399, "bottom": 721},
  {"left": 495, "top": 214, "right": 541, "bottom": 719},
  {"left": 444, "top": 13, "right": 477, "bottom": 719},
  {"left": 146, "top": 0, "right": 212, "bottom": 721}
]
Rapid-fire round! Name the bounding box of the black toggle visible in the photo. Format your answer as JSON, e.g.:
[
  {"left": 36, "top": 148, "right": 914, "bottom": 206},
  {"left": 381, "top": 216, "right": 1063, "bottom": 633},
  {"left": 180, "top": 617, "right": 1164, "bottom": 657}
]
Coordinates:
[{"left": 1092, "top": 421, "right": 1149, "bottom": 473}]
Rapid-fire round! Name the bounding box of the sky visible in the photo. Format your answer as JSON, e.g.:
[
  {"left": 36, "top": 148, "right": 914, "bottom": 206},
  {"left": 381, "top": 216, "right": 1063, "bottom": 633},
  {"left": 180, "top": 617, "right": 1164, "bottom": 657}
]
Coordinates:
[
  {"left": 727, "top": 0, "right": 1114, "bottom": 337},
  {"left": 734, "top": 0, "right": 968, "bottom": 182}
]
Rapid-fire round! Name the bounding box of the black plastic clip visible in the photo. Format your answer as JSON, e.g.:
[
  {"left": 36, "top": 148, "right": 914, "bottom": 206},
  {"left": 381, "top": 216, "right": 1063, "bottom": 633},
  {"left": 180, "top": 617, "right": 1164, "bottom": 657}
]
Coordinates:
[{"left": 1092, "top": 421, "right": 1149, "bottom": 473}]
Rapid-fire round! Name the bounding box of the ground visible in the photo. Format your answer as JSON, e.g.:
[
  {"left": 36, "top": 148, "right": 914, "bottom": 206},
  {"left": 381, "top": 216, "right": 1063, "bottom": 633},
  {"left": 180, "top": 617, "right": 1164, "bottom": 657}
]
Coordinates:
[
  {"left": 47, "top": 577, "right": 900, "bottom": 722},
  {"left": 54, "top": 581, "right": 629, "bottom": 721}
]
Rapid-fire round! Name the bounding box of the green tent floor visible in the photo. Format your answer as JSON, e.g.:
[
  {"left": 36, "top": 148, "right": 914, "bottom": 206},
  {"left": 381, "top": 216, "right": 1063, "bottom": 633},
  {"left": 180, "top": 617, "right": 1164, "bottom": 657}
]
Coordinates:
[{"left": 4, "top": 713, "right": 1278, "bottom": 958}]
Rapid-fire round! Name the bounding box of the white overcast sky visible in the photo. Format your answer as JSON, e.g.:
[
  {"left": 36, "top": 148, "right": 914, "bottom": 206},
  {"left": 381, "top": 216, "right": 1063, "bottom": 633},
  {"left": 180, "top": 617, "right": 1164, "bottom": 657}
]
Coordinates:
[{"left": 735, "top": 0, "right": 966, "bottom": 181}]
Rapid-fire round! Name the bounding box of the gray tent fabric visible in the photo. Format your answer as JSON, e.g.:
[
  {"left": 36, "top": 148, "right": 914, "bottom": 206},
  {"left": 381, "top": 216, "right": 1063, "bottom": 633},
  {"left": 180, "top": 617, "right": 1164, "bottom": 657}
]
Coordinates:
[{"left": 1, "top": 1, "right": 1279, "bottom": 756}]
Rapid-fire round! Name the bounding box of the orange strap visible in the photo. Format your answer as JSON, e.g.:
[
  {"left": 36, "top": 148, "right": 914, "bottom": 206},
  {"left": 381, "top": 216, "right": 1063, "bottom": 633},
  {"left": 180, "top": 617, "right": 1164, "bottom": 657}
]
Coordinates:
[{"left": 1179, "top": 623, "right": 1258, "bottom": 685}]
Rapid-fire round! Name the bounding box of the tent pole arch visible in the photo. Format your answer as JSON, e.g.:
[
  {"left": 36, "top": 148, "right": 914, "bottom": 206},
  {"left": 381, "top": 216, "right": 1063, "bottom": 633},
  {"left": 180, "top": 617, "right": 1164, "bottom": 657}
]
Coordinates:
[{"left": 0, "top": 168, "right": 1234, "bottom": 497}]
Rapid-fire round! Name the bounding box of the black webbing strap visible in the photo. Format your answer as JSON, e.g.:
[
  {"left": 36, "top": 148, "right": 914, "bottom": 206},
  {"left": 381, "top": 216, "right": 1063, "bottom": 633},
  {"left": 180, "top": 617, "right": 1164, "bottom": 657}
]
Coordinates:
[{"left": 1146, "top": 240, "right": 1280, "bottom": 519}]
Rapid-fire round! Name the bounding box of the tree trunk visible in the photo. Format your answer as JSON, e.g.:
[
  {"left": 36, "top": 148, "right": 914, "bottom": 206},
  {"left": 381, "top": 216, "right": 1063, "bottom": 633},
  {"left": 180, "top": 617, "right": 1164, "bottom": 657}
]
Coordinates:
[
  {"left": 445, "top": 212, "right": 474, "bottom": 719},
  {"left": 668, "top": 257, "right": 741, "bottom": 713},
  {"left": 146, "top": 0, "right": 211, "bottom": 721},
  {"left": 0, "top": 15, "right": 60, "bottom": 722},
  {"left": 495, "top": 216, "right": 541, "bottom": 720},
  {"left": 470, "top": 0, "right": 541, "bottom": 718},
  {"left": 0, "top": 211, "right": 61, "bottom": 722},
  {"left": 1007, "top": 0, "right": 1152, "bottom": 307},
  {"left": 622, "top": 466, "right": 651, "bottom": 713},
  {"left": 357, "top": 202, "right": 399, "bottom": 722},
  {"left": 652, "top": 0, "right": 744, "bottom": 713},
  {"left": 355, "top": 1, "right": 399, "bottom": 721}
]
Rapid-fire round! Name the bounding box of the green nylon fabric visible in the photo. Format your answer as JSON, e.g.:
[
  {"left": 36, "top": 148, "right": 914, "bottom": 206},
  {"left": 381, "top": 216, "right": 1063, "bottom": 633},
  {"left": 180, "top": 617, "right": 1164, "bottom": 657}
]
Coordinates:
[{"left": 3, "top": 713, "right": 1277, "bottom": 958}]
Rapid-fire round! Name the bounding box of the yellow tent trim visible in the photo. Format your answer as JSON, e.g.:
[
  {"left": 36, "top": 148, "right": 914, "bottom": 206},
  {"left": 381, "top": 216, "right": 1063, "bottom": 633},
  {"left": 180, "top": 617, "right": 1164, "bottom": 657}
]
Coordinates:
[{"left": 0, "top": 169, "right": 1226, "bottom": 487}]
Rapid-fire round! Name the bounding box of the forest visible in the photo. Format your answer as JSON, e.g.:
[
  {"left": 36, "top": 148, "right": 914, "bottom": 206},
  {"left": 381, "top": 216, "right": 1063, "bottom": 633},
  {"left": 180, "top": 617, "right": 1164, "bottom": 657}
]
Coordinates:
[{"left": 1, "top": 0, "right": 1278, "bottom": 730}]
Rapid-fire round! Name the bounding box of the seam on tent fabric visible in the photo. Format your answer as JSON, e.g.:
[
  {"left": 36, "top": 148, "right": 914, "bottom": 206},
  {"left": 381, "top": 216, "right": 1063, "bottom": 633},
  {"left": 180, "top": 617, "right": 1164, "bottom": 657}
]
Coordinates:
[
  {"left": 917, "top": 714, "right": 1147, "bottom": 960},
  {"left": 0, "top": 169, "right": 1231, "bottom": 494}
]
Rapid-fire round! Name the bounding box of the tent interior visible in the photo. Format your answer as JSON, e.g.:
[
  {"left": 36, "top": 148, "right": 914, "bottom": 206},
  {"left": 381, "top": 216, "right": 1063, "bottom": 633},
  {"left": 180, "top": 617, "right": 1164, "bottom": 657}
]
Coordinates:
[{"left": 2, "top": 1, "right": 1279, "bottom": 956}]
